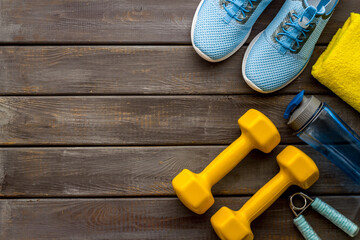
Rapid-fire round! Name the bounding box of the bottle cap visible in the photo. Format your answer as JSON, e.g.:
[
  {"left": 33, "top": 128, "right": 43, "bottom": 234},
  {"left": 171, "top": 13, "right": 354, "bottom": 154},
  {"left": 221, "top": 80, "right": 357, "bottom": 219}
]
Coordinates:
[{"left": 284, "top": 91, "right": 321, "bottom": 132}]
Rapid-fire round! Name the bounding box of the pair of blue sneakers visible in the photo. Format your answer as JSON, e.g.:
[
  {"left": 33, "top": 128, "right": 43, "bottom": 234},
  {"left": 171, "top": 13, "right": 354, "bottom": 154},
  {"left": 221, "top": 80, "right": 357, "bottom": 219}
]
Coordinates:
[{"left": 192, "top": 0, "right": 338, "bottom": 93}]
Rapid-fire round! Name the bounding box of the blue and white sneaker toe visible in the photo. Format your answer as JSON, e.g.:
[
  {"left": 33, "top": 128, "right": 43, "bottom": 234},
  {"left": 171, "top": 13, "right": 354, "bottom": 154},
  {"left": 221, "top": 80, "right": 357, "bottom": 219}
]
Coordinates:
[
  {"left": 243, "top": 0, "right": 338, "bottom": 93},
  {"left": 191, "top": 0, "right": 273, "bottom": 62}
]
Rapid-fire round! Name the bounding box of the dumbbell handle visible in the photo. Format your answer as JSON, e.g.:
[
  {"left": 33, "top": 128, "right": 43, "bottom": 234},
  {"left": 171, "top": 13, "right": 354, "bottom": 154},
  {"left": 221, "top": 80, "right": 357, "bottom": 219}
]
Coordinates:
[
  {"left": 311, "top": 198, "right": 359, "bottom": 237},
  {"left": 293, "top": 215, "right": 321, "bottom": 240},
  {"left": 236, "top": 171, "right": 292, "bottom": 222},
  {"left": 201, "top": 135, "right": 253, "bottom": 187}
]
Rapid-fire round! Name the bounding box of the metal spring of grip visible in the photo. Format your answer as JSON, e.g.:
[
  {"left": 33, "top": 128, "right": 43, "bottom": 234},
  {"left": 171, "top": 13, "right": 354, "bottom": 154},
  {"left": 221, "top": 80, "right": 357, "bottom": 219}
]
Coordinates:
[{"left": 290, "top": 192, "right": 359, "bottom": 240}]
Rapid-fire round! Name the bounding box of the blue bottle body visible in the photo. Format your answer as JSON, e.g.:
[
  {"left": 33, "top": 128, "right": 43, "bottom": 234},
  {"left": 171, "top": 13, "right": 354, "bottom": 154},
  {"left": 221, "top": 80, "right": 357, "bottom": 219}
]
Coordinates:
[{"left": 297, "top": 103, "right": 360, "bottom": 184}]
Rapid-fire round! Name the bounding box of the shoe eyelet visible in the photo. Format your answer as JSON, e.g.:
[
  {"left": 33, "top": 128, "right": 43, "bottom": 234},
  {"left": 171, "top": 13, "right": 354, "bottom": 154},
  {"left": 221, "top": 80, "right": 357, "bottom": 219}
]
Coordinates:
[{"left": 219, "top": 0, "right": 228, "bottom": 8}]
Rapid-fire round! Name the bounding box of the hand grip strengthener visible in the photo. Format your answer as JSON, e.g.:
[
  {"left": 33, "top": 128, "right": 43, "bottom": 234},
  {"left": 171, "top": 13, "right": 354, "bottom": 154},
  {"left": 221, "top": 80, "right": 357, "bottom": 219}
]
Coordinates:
[{"left": 290, "top": 192, "right": 359, "bottom": 240}]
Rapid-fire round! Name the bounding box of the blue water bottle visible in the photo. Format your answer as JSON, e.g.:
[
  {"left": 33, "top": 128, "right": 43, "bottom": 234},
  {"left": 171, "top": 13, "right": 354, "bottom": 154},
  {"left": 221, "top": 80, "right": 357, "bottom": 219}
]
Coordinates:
[{"left": 284, "top": 91, "right": 360, "bottom": 184}]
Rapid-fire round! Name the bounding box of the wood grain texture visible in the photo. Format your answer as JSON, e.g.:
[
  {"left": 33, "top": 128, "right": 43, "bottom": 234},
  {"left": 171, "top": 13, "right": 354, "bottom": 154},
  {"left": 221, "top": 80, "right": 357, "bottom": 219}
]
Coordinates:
[
  {"left": 0, "top": 145, "right": 359, "bottom": 197},
  {"left": 0, "top": 1, "right": 358, "bottom": 239},
  {"left": 0, "top": 46, "right": 328, "bottom": 95},
  {"left": 0, "top": 0, "right": 358, "bottom": 44},
  {"left": 0, "top": 197, "right": 359, "bottom": 239},
  {"left": 0, "top": 95, "right": 358, "bottom": 145}
]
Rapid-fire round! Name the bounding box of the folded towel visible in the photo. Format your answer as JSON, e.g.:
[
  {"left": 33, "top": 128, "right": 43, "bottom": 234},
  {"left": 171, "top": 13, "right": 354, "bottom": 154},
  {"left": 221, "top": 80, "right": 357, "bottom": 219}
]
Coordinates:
[{"left": 312, "top": 13, "right": 360, "bottom": 112}]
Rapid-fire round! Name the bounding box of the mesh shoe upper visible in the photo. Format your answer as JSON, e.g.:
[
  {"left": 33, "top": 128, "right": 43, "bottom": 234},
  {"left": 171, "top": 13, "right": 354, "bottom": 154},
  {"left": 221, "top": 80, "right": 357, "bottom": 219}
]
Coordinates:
[
  {"left": 244, "top": 0, "right": 336, "bottom": 92},
  {"left": 245, "top": 33, "right": 307, "bottom": 91},
  {"left": 192, "top": 0, "right": 272, "bottom": 61}
]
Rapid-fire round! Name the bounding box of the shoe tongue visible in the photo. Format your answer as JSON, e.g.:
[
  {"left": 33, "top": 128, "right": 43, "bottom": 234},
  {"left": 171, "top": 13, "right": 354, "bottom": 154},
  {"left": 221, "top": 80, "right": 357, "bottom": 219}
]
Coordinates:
[
  {"left": 298, "top": 6, "right": 317, "bottom": 28},
  {"left": 302, "top": 0, "right": 327, "bottom": 14},
  {"left": 231, "top": 0, "right": 245, "bottom": 7}
]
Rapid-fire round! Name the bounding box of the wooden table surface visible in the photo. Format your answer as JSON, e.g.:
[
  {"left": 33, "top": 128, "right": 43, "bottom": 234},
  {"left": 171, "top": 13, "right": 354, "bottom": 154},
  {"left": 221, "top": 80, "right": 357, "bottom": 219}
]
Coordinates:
[{"left": 0, "top": 0, "right": 359, "bottom": 239}]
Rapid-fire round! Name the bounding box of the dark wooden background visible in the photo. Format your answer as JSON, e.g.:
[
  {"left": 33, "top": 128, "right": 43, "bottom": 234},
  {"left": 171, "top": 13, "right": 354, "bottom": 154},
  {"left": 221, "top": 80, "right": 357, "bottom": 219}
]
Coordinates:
[{"left": 0, "top": 0, "right": 359, "bottom": 239}]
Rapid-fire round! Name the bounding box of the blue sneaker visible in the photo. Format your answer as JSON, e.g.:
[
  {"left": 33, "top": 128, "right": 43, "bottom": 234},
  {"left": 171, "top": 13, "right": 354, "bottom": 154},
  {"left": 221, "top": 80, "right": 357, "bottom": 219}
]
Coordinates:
[
  {"left": 191, "top": 0, "right": 273, "bottom": 62},
  {"left": 243, "top": 0, "right": 338, "bottom": 93}
]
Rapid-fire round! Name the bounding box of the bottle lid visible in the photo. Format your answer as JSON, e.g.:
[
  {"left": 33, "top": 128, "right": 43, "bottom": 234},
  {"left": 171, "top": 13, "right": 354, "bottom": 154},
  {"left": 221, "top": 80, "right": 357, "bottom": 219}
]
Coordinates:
[{"left": 284, "top": 91, "right": 321, "bottom": 132}]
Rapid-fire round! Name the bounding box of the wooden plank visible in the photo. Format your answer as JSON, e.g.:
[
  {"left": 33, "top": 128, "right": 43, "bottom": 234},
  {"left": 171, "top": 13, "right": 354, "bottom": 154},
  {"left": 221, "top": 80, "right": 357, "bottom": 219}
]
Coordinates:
[
  {"left": 0, "top": 145, "right": 358, "bottom": 197},
  {"left": 0, "top": 0, "right": 357, "bottom": 44},
  {"left": 0, "top": 46, "right": 328, "bottom": 95},
  {"left": 0, "top": 197, "right": 359, "bottom": 239},
  {"left": 0, "top": 95, "right": 358, "bottom": 146}
]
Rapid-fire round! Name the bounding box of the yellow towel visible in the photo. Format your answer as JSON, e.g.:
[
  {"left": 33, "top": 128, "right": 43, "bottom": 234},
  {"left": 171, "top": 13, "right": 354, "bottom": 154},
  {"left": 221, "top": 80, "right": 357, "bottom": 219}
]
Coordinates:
[{"left": 312, "top": 13, "right": 360, "bottom": 112}]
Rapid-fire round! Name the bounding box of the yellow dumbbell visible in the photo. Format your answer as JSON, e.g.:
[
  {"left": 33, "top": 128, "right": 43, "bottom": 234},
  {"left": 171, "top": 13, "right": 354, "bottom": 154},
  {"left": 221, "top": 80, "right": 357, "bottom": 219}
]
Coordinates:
[
  {"left": 211, "top": 146, "right": 319, "bottom": 240},
  {"left": 172, "top": 109, "right": 281, "bottom": 214}
]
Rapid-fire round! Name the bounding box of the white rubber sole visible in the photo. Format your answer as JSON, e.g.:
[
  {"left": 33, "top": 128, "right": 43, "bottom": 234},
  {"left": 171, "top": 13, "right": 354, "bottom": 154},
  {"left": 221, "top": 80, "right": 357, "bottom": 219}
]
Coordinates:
[
  {"left": 191, "top": 0, "right": 251, "bottom": 63},
  {"left": 242, "top": 31, "right": 311, "bottom": 94}
]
